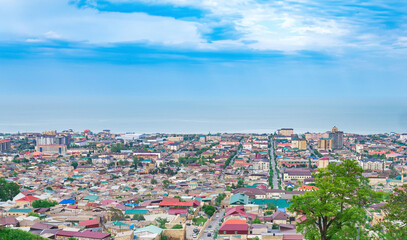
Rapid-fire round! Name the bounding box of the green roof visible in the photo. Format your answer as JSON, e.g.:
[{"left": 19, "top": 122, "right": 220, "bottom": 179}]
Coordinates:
[
  {"left": 249, "top": 199, "right": 292, "bottom": 209},
  {"left": 8, "top": 208, "right": 34, "bottom": 213},
  {"left": 112, "top": 220, "right": 128, "bottom": 226},
  {"left": 229, "top": 193, "right": 249, "bottom": 205},
  {"left": 134, "top": 225, "right": 163, "bottom": 234},
  {"left": 83, "top": 195, "right": 99, "bottom": 201},
  {"left": 125, "top": 209, "right": 148, "bottom": 215}
]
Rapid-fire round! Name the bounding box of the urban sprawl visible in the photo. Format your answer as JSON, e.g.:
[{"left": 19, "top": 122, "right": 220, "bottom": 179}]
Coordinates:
[{"left": 0, "top": 127, "right": 407, "bottom": 240}]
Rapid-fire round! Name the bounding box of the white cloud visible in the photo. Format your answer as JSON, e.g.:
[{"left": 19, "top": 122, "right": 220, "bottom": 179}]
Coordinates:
[
  {"left": 0, "top": 0, "right": 203, "bottom": 45},
  {"left": 1, "top": 0, "right": 406, "bottom": 53}
]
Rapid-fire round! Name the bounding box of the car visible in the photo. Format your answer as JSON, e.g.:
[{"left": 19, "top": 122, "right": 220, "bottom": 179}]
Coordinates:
[
  {"left": 207, "top": 233, "right": 211, "bottom": 237},
  {"left": 186, "top": 222, "right": 191, "bottom": 226},
  {"left": 208, "top": 225, "right": 212, "bottom": 228}
]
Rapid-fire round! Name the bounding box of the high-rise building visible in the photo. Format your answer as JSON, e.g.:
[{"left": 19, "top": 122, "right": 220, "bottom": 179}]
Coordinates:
[
  {"left": 277, "top": 128, "right": 294, "bottom": 136},
  {"left": 329, "top": 126, "right": 344, "bottom": 150},
  {"left": 0, "top": 139, "right": 11, "bottom": 152},
  {"left": 318, "top": 138, "right": 332, "bottom": 151},
  {"left": 36, "top": 135, "right": 70, "bottom": 146}
]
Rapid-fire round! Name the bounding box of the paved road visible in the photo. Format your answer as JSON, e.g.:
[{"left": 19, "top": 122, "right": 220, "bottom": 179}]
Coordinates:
[
  {"left": 269, "top": 136, "right": 279, "bottom": 189},
  {"left": 199, "top": 209, "right": 225, "bottom": 240},
  {"left": 186, "top": 224, "right": 200, "bottom": 240}
]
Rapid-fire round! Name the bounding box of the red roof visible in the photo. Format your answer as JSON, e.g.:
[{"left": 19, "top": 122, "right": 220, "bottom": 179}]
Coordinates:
[
  {"left": 78, "top": 219, "right": 99, "bottom": 227},
  {"left": 223, "top": 219, "right": 246, "bottom": 225},
  {"left": 160, "top": 201, "right": 193, "bottom": 207},
  {"left": 16, "top": 195, "right": 40, "bottom": 202},
  {"left": 168, "top": 208, "right": 188, "bottom": 215},
  {"left": 162, "top": 198, "right": 180, "bottom": 203},
  {"left": 0, "top": 139, "right": 10, "bottom": 143},
  {"left": 219, "top": 223, "right": 249, "bottom": 231}
]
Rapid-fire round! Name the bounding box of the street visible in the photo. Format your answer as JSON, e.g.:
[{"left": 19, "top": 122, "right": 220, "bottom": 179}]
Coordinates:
[
  {"left": 199, "top": 209, "right": 225, "bottom": 240},
  {"left": 270, "top": 136, "right": 279, "bottom": 189}
]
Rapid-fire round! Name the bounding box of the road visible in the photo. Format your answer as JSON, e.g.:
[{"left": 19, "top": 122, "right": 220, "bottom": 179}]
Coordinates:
[
  {"left": 199, "top": 209, "right": 225, "bottom": 240},
  {"left": 269, "top": 136, "right": 279, "bottom": 189},
  {"left": 186, "top": 223, "right": 200, "bottom": 240}
]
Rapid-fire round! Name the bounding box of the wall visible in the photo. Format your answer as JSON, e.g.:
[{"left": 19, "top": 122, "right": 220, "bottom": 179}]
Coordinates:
[{"left": 163, "top": 228, "right": 186, "bottom": 240}]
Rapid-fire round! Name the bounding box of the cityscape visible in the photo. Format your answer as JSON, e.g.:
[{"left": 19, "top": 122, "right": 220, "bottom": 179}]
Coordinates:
[
  {"left": 1, "top": 128, "right": 407, "bottom": 239},
  {"left": 1, "top": 0, "right": 407, "bottom": 239}
]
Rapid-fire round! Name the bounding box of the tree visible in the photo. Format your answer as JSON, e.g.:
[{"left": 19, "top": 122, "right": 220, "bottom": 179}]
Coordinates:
[
  {"left": 71, "top": 161, "right": 78, "bottom": 169},
  {"left": 109, "top": 207, "right": 125, "bottom": 221},
  {"left": 236, "top": 179, "right": 244, "bottom": 188},
  {"left": 32, "top": 199, "right": 58, "bottom": 208},
  {"left": 151, "top": 179, "right": 158, "bottom": 184},
  {"left": 172, "top": 224, "right": 183, "bottom": 229},
  {"left": 266, "top": 202, "right": 276, "bottom": 211},
  {"left": 373, "top": 185, "right": 407, "bottom": 239},
  {"left": 288, "top": 159, "right": 377, "bottom": 240},
  {"left": 155, "top": 217, "right": 168, "bottom": 228},
  {"left": 0, "top": 177, "right": 20, "bottom": 201},
  {"left": 203, "top": 205, "right": 216, "bottom": 217},
  {"left": 162, "top": 180, "right": 170, "bottom": 189},
  {"left": 133, "top": 214, "right": 145, "bottom": 221},
  {"left": 0, "top": 228, "right": 49, "bottom": 240},
  {"left": 252, "top": 218, "right": 261, "bottom": 224}
]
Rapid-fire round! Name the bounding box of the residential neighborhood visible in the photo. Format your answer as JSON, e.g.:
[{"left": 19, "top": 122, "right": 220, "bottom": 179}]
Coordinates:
[{"left": 0, "top": 129, "right": 406, "bottom": 239}]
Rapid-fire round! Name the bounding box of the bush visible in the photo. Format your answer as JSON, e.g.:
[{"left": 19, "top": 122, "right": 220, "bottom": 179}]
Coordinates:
[
  {"left": 0, "top": 228, "right": 48, "bottom": 240},
  {"left": 32, "top": 199, "right": 58, "bottom": 208},
  {"left": 172, "top": 224, "right": 183, "bottom": 229}
]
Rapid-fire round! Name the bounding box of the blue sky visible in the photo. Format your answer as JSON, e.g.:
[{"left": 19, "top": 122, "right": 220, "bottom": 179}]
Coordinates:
[{"left": 1, "top": 0, "right": 407, "bottom": 134}]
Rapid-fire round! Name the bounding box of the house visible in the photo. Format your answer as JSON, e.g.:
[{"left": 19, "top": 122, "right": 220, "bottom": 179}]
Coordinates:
[
  {"left": 0, "top": 216, "right": 19, "bottom": 227},
  {"left": 78, "top": 218, "right": 100, "bottom": 228},
  {"left": 134, "top": 225, "right": 163, "bottom": 240},
  {"left": 7, "top": 208, "right": 34, "bottom": 217},
  {"left": 218, "top": 222, "right": 249, "bottom": 236},
  {"left": 273, "top": 211, "right": 290, "bottom": 225},
  {"left": 56, "top": 230, "right": 111, "bottom": 240},
  {"left": 124, "top": 209, "right": 148, "bottom": 216},
  {"left": 251, "top": 224, "right": 268, "bottom": 235},
  {"left": 229, "top": 193, "right": 249, "bottom": 205},
  {"left": 15, "top": 195, "right": 40, "bottom": 207}
]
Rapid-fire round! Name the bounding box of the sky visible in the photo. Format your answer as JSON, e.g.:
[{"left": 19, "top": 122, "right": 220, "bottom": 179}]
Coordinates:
[{"left": 1, "top": 0, "right": 407, "bottom": 134}]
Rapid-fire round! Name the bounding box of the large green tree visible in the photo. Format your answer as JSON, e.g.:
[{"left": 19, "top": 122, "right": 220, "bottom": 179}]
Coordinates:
[
  {"left": 288, "top": 159, "right": 377, "bottom": 240},
  {"left": 0, "top": 177, "right": 20, "bottom": 201},
  {"left": 373, "top": 185, "right": 407, "bottom": 239}
]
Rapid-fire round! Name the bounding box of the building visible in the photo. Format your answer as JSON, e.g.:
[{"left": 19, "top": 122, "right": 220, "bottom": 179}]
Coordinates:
[
  {"left": 400, "top": 133, "right": 407, "bottom": 141},
  {"left": 277, "top": 128, "right": 294, "bottom": 137},
  {"left": 36, "top": 134, "right": 70, "bottom": 146},
  {"left": 318, "top": 157, "right": 329, "bottom": 168},
  {"left": 0, "top": 139, "right": 11, "bottom": 152},
  {"left": 359, "top": 158, "right": 384, "bottom": 171},
  {"left": 35, "top": 145, "right": 67, "bottom": 155},
  {"left": 318, "top": 138, "right": 332, "bottom": 151},
  {"left": 291, "top": 139, "right": 307, "bottom": 150},
  {"left": 329, "top": 126, "right": 344, "bottom": 150},
  {"left": 167, "top": 136, "right": 184, "bottom": 142},
  {"left": 282, "top": 169, "right": 313, "bottom": 181},
  {"left": 7, "top": 208, "right": 34, "bottom": 217},
  {"left": 253, "top": 159, "right": 270, "bottom": 170}
]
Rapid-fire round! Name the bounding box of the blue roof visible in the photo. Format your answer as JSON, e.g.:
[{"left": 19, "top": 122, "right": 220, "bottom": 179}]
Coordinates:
[
  {"left": 125, "top": 209, "right": 148, "bottom": 215},
  {"left": 8, "top": 208, "right": 34, "bottom": 213},
  {"left": 59, "top": 199, "right": 76, "bottom": 204}
]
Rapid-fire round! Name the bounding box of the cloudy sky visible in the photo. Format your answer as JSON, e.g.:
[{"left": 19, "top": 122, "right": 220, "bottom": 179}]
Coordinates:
[{"left": 1, "top": 0, "right": 407, "bottom": 133}]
